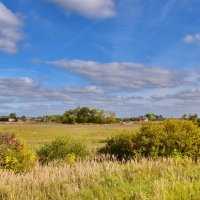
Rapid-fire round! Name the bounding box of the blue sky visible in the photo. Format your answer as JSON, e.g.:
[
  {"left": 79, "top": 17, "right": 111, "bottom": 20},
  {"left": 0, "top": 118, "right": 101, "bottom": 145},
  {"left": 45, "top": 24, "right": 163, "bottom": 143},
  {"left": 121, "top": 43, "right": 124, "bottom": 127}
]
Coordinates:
[{"left": 1, "top": 0, "right": 200, "bottom": 117}]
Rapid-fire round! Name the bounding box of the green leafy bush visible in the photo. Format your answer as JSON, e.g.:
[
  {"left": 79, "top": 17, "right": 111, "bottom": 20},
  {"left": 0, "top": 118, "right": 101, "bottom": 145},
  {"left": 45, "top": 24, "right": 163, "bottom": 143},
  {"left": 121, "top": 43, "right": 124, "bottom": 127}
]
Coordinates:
[
  {"left": 100, "top": 120, "right": 200, "bottom": 160},
  {"left": 0, "top": 133, "right": 35, "bottom": 173},
  {"left": 99, "top": 132, "right": 137, "bottom": 160},
  {"left": 36, "top": 138, "right": 88, "bottom": 164}
]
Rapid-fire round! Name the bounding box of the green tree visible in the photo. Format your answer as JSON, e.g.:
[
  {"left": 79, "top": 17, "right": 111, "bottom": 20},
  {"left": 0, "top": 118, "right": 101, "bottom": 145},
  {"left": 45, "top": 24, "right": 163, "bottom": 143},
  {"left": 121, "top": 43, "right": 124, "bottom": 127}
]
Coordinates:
[
  {"left": 145, "top": 113, "right": 163, "bottom": 121},
  {"left": 61, "top": 107, "right": 116, "bottom": 124},
  {"left": 77, "top": 107, "right": 90, "bottom": 123},
  {"left": 62, "top": 110, "right": 77, "bottom": 124},
  {"left": 181, "top": 114, "right": 187, "bottom": 119},
  {"left": 9, "top": 113, "right": 17, "bottom": 121},
  {"left": 103, "top": 111, "right": 116, "bottom": 123},
  {"left": 188, "top": 114, "right": 198, "bottom": 125},
  {"left": 20, "top": 116, "right": 26, "bottom": 122}
]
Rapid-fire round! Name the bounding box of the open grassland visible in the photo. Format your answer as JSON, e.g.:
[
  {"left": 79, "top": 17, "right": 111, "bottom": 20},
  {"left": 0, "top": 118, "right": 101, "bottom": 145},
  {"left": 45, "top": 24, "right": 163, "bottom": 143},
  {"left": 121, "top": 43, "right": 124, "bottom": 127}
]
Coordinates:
[
  {"left": 0, "top": 122, "right": 200, "bottom": 200},
  {"left": 0, "top": 122, "right": 139, "bottom": 150},
  {"left": 0, "top": 158, "right": 200, "bottom": 200}
]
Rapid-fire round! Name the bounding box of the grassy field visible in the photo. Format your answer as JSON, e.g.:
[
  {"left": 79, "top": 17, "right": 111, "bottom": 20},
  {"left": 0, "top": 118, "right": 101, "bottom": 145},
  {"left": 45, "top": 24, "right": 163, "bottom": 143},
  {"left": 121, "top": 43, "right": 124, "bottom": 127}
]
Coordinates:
[
  {"left": 0, "top": 158, "right": 200, "bottom": 200},
  {"left": 0, "top": 122, "right": 200, "bottom": 200},
  {"left": 0, "top": 122, "right": 139, "bottom": 150}
]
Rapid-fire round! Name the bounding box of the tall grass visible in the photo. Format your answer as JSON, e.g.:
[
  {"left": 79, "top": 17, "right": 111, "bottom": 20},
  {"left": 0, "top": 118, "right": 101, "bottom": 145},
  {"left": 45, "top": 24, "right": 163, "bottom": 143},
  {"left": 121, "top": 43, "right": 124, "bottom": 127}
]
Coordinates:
[{"left": 0, "top": 158, "right": 199, "bottom": 200}]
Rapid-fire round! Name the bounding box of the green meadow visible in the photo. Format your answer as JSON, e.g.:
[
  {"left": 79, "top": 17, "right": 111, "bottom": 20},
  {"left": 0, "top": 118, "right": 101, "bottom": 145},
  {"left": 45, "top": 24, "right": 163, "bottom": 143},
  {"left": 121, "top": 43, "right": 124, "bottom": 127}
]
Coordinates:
[
  {"left": 0, "top": 122, "right": 139, "bottom": 149},
  {"left": 0, "top": 122, "right": 200, "bottom": 200}
]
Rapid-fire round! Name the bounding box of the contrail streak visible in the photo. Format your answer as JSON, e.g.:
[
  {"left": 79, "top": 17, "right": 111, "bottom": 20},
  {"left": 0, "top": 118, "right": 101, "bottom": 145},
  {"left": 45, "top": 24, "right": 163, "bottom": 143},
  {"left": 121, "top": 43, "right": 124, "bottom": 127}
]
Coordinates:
[{"left": 43, "top": 21, "right": 98, "bottom": 61}]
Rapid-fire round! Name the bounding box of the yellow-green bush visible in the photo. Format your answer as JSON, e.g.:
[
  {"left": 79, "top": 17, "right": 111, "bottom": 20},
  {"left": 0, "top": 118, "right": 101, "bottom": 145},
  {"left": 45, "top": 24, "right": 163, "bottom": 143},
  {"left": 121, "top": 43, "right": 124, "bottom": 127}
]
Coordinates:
[
  {"left": 100, "top": 120, "right": 200, "bottom": 160},
  {"left": 36, "top": 138, "right": 88, "bottom": 164},
  {"left": 66, "top": 153, "right": 76, "bottom": 165},
  {"left": 0, "top": 133, "right": 35, "bottom": 173}
]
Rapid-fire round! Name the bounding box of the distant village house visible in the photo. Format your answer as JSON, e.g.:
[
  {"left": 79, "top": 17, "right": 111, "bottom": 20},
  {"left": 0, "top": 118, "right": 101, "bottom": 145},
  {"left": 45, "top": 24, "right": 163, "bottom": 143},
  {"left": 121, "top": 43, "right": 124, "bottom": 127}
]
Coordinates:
[{"left": 0, "top": 116, "right": 15, "bottom": 122}]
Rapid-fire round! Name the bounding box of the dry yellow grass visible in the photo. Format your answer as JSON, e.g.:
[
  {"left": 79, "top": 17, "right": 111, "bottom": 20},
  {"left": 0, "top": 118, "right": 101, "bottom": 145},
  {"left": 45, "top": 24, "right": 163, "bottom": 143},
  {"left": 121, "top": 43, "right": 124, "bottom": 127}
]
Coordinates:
[{"left": 0, "top": 158, "right": 199, "bottom": 200}]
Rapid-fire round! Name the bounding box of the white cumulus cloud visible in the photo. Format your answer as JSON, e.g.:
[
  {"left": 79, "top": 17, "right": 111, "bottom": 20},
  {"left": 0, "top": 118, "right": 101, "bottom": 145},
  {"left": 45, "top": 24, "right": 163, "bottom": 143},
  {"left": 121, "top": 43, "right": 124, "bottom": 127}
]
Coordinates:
[
  {"left": 49, "top": 0, "right": 115, "bottom": 19},
  {"left": 47, "top": 60, "right": 188, "bottom": 90},
  {"left": 0, "top": 2, "right": 22, "bottom": 54}
]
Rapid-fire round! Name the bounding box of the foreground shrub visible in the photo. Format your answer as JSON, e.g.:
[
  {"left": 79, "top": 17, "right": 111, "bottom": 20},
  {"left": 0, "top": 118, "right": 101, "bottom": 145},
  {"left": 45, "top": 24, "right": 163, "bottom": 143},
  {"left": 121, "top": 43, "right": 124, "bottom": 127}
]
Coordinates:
[
  {"left": 99, "top": 133, "right": 136, "bottom": 160},
  {"left": 36, "top": 138, "right": 88, "bottom": 164},
  {"left": 0, "top": 133, "right": 35, "bottom": 173},
  {"left": 100, "top": 120, "right": 200, "bottom": 160}
]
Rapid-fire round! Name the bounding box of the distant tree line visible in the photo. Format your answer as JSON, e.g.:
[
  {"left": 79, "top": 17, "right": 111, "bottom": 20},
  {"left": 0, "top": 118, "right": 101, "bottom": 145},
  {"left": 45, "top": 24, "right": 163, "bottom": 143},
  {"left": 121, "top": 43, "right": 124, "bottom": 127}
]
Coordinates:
[
  {"left": 120, "top": 113, "right": 164, "bottom": 123},
  {"left": 34, "top": 111, "right": 165, "bottom": 124},
  {"left": 43, "top": 107, "right": 117, "bottom": 124},
  {"left": 145, "top": 113, "right": 164, "bottom": 121},
  {"left": 182, "top": 113, "right": 200, "bottom": 126},
  {"left": 59, "top": 107, "right": 116, "bottom": 124},
  {"left": 119, "top": 117, "right": 140, "bottom": 122},
  {"left": 46, "top": 115, "right": 61, "bottom": 123},
  {"left": 12, "top": 111, "right": 200, "bottom": 125}
]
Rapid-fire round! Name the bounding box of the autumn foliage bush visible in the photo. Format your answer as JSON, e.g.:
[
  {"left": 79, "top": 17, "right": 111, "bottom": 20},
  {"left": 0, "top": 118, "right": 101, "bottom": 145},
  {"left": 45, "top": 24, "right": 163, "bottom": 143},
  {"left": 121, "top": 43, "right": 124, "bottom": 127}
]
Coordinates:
[
  {"left": 0, "top": 133, "right": 35, "bottom": 173},
  {"left": 100, "top": 120, "right": 200, "bottom": 160},
  {"left": 36, "top": 138, "right": 88, "bottom": 164}
]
